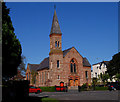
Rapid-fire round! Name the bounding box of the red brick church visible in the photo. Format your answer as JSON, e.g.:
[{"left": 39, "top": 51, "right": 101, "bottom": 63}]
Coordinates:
[{"left": 26, "top": 8, "right": 91, "bottom": 87}]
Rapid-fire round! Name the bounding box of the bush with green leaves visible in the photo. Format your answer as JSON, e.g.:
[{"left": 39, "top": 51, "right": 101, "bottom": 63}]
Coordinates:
[
  {"left": 95, "top": 86, "right": 108, "bottom": 90},
  {"left": 39, "top": 86, "right": 55, "bottom": 92},
  {"left": 81, "top": 83, "right": 88, "bottom": 91}
]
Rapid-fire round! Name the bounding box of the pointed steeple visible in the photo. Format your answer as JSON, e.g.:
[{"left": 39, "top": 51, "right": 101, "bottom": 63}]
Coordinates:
[{"left": 50, "top": 7, "right": 62, "bottom": 34}]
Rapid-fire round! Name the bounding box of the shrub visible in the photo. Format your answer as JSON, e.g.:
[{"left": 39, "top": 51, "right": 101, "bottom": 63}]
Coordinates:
[
  {"left": 39, "top": 86, "right": 55, "bottom": 92},
  {"left": 81, "top": 83, "right": 87, "bottom": 91},
  {"left": 95, "top": 86, "right": 108, "bottom": 90}
]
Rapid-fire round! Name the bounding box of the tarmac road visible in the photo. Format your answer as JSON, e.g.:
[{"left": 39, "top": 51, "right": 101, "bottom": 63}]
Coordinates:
[{"left": 29, "top": 90, "right": 119, "bottom": 101}]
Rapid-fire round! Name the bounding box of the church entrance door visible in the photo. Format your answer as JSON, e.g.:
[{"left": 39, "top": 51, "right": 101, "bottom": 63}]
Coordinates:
[
  {"left": 75, "top": 79, "right": 78, "bottom": 86},
  {"left": 69, "top": 79, "right": 74, "bottom": 86}
]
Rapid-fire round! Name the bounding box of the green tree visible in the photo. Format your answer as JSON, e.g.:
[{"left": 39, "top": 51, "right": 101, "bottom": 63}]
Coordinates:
[
  {"left": 101, "top": 73, "right": 109, "bottom": 85},
  {"left": 2, "top": 2, "right": 22, "bottom": 79},
  {"left": 107, "top": 52, "right": 120, "bottom": 78},
  {"left": 115, "top": 73, "right": 120, "bottom": 82},
  {"left": 18, "top": 55, "right": 26, "bottom": 76},
  {"left": 92, "top": 77, "right": 98, "bottom": 90},
  {"left": 31, "top": 70, "right": 38, "bottom": 85}
]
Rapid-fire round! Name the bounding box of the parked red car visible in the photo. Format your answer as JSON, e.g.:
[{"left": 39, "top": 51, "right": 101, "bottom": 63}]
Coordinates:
[{"left": 29, "top": 86, "right": 42, "bottom": 94}]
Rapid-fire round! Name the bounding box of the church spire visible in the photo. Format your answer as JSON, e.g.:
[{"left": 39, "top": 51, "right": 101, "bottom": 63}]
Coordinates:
[{"left": 50, "top": 6, "right": 62, "bottom": 34}]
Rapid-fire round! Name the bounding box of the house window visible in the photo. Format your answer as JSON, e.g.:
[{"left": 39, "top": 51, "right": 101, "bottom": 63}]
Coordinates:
[
  {"left": 58, "top": 75, "right": 60, "bottom": 79},
  {"left": 42, "top": 72, "right": 44, "bottom": 83},
  {"left": 45, "top": 71, "right": 46, "bottom": 82},
  {"left": 70, "top": 59, "right": 77, "bottom": 73},
  {"left": 40, "top": 72, "right": 41, "bottom": 83},
  {"left": 95, "top": 72, "right": 97, "bottom": 78},
  {"left": 57, "top": 60, "right": 59, "bottom": 68},
  {"left": 55, "top": 41, "right": 57, "bottom": 47},
  {"left": 48, "top": 72, "right": 49, "bottom": 79},
  {"left": 85, "top": 71, "right": 88, "bottom": 79},
  {"left": 39, "top": 72, "right": 40, "bottom": 83}
]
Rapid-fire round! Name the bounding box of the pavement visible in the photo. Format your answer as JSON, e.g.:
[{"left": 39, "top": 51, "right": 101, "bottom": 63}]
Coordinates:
[{"left": 29, "top": 90, "right": 120, "bottom": 101}]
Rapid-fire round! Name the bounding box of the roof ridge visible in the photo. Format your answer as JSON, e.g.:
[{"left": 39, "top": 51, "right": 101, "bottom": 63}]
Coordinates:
[
  {"left": 40, "top": 57, "right": 49, "bottom": 64},
  {"left": 63, "top": 47, "right": 73, "bottom": 52},
  {"left": 92, "top": 61, "right": 109, "bottom": 65}
]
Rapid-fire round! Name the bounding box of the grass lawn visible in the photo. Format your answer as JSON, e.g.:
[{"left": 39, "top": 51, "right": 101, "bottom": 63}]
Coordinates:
[{"left": 41, "top": 98, "right": 59, "bottom": 102}]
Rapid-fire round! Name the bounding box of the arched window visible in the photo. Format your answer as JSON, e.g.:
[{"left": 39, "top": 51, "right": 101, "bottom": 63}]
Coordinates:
[
  {"left": 58, "top": 41, "right": 59, "bottom": 47},
  {"left": 70, "top": 59, "right": 77, "bottom": 73},
  {"left": 85, "top": 71, "right": 88, "bottom": 79},
  {"left": 74, "top": 63, "right": 76, "bottom": 73},
  {"left": 70, "top": 63, "right": 73, "bottom": 72},
  {"left": 57, "top": 60, "right": 59, "bottom": 68},
  {"left": 55, "top": 41, "right": 57, "bottom": 47}
]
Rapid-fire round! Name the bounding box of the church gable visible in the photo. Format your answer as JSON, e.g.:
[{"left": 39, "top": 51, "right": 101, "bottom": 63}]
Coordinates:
[
  {"left": 63, "top": 47, "right": 91, "bottom": 67},
  {"left": 63, "top": 47, "right": 83, "bottom": 67},
  {"left": 63, "top": 47, "right": 83, "bottom": 60}
]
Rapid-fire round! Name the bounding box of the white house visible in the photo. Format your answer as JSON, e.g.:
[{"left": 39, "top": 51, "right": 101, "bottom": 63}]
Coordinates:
[
  {"left": 92, "top": 61, "right": 108, "bottom": 78},
  {"left": 92, "top": 61, "right": 116, "bottom": 82}
]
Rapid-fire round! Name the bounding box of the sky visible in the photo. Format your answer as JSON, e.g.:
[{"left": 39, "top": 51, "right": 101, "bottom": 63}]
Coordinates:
[{"left": 6, "top": 2, "right": 118, "bottom": 70}]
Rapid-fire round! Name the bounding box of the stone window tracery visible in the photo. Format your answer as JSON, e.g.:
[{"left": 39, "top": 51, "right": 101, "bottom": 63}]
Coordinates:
[
  {"left": 70, "top": 59, "right": 77, "bottom": 73},
  {"left": 55, "top": 41, "right": 60, "bottom": 48}
]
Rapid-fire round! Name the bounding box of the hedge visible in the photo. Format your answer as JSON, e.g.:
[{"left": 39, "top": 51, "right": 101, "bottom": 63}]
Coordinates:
[
  {"left": 95, "top": 86, "right": 108, "bottom": 90},
  {"left": 39, "top": 86, "right": 55, "bottom": 92}
]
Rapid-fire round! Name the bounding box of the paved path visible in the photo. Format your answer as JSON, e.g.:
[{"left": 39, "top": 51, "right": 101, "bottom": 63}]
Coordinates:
[{"left": 30, "top": 90, "right": 119, "bottom": 101}]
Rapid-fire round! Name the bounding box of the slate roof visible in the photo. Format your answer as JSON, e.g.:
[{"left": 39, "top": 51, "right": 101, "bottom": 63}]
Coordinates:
[
  {"left": 37, "top": 57, "right": 49, "bottom": 71},
  {"left": 83, "top": 57, "right": 91, "bottom": 67},
  {"left": 28, "top": 64, "right": 40, "bottom": 72},
  {"left": 92, "top": 61, "right": 109, "bottom": 66},
  {"left": 103, "top": 61, "right": 109, "bottom": 65},
  {"left": 50, "top": 9, "right": 62, "bottom": 34},
  {"left": 99, "top": 61, "right": 109, "bottom": 68}
]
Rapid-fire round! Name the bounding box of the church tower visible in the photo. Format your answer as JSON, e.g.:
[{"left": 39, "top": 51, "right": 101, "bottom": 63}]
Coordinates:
[
  {"left": 49, "top": 8, "right": 62, "bottom": 54},
  {"left": 49, "top": 7, "right": 63, "bottom": 86}
]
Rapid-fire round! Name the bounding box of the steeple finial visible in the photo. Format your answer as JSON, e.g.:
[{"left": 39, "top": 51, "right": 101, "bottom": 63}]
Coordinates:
[{"left": 50, "top": 5, "right": 62, "bottom": 35}]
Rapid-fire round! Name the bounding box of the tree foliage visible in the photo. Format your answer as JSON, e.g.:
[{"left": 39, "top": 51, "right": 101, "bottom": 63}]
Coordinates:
[
  {"left": 92, "top": 77, "right": 98, "bottom": 90},
  {"left": 107, "top": 52, "right": 120, "bottom": 78},
  {"left": 18, "top": 55, "right": 26, "bottom": 76},
  {"left": 31, "top": 70, "right": 38, "bottom": 85},
  {"left": 115, "top": 73, "right": 120, "bottom": 82},
  {"left": 2, "top": 2, "right": 22, "bottom": 78},
  {"left": 101, "top": 73, "right": 109, "bottom": 84}
]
